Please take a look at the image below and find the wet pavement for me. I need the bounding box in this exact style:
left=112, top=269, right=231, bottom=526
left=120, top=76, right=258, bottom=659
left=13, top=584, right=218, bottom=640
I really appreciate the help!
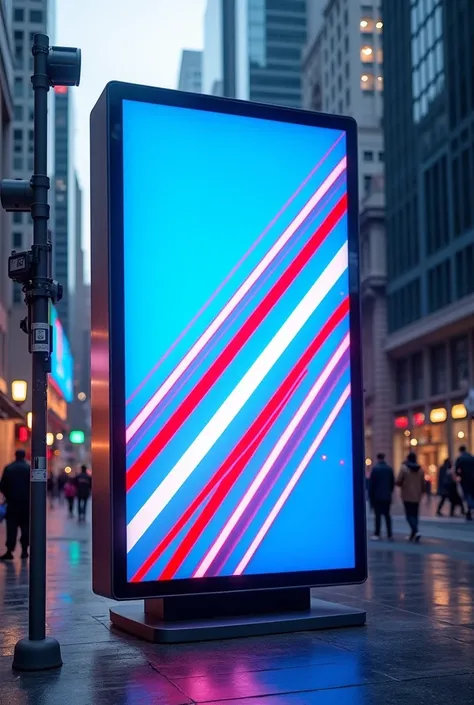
left=0, top=503, right=474, bottom=704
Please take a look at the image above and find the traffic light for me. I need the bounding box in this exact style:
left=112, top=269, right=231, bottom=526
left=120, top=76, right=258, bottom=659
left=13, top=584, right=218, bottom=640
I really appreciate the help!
left=69, top=430, right=85, bottom=444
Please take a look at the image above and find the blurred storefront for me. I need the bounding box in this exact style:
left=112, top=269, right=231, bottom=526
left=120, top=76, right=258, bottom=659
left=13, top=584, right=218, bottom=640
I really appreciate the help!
left=393, top=403, right=474, bottom=493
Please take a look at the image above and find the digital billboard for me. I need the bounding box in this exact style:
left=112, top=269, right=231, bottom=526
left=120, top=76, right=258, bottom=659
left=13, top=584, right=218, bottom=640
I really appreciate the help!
left=50, top=306, right=73, bottom=403
left=91, top=83, right=366, bottom=600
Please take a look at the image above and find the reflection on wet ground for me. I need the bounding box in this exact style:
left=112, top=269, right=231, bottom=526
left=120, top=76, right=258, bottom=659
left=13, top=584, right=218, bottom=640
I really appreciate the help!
left=0, top=508, right=474, bottom=704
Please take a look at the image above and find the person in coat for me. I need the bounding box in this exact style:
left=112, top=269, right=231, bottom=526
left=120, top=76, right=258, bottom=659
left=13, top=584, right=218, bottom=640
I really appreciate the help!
left=369, top=452, right=395, bottom=541
left=396, top=451, right=425, bottom=542
left=455, top=446, right=474, bottom=521
left=0, top=450, right=30, bottom=560
left=75, top=465, right=92, bottom=522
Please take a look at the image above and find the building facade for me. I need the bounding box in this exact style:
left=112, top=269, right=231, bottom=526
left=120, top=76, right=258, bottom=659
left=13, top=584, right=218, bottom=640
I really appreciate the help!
left=203, top=0, right=307, bottom=108
left=383, top=0, right=474, bottom=486
left=53, top=85, right=75, bottom=338
left=303, top=0, right=384, bottom=199
left=9, top=0, right=55, bottom=413
left=0, top=0, right=24, bottom=471
left=178, top=50, right=202, bottom=93
left=303, top=0, right=391, bottom=464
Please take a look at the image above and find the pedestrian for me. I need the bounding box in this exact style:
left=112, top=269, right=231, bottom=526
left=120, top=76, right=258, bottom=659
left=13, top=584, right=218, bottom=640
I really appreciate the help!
left=63, top=476, right=77, bottom=517
left=369, top=452, right=395, bottom=541
left=396, top=451, right=425, bottom=542
left=436, top=458, right=452, bottom=516
left=0, top=450, right=30, bottom=560
left=455, top=446, right=474, bottom=521
left=75, top=465, right=91, bottom=522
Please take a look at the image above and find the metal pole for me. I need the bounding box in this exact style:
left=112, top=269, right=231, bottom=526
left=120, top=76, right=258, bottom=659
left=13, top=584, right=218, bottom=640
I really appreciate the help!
left=10, top=33, right=62, bottom=671
left=29, top=32, right=50, bottom=643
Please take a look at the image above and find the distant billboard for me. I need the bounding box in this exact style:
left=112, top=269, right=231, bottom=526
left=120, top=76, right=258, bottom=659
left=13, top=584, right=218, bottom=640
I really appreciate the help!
left=50, top=306, right=73, bottom=403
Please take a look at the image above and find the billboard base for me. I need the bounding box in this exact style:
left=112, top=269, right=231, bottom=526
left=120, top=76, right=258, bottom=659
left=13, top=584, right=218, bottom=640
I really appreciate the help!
left=109, top=588, right=366, bottom=644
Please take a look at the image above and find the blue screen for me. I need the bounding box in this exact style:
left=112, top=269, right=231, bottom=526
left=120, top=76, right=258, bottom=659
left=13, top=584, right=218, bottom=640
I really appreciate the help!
left=122, top=98, right=355, bottom=583
left=50, top=306, right=74, bottom=403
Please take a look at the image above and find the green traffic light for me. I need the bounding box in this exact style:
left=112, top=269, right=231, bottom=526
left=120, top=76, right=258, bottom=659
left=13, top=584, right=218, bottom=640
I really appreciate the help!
left=69, top=430, right=85, bottom=444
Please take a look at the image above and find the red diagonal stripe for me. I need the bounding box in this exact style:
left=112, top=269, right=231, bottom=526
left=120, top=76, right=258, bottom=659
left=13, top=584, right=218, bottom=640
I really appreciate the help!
left=130, top=296, right=349, bottom=582
left=157, top=372, right=306, bottom=581
left=130, top=370, right=306, bottom=583
left=126, top=194, right=348, bottom=492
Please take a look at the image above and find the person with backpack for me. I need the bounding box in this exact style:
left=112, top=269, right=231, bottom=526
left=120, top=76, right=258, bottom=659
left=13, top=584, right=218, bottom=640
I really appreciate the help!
left=396, top=451, right=425, bottom=542
left=0, top=450, right=30, bottom=560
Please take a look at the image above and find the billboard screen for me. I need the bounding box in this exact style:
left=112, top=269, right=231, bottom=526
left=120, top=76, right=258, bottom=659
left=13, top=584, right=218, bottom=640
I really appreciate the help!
left=50, top=306, right=74, bottom=403
left=91, top=83, right=365, bottom=599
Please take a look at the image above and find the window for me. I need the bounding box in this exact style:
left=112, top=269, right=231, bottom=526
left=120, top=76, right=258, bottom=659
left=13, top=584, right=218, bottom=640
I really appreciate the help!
left=363, top=150, right=374, bottom=162
left=379, top=151, right=384, bottom=162
left=14, top=156, right=23, bottom=171
left=13, top=213, right=22, bottom=224
left=14, top=77, right=23, bottom=98
left=430, top=344, right=447, bottom=395
left=13, top=232, right=22, bottom=249
left=364, top=174, right=372, bottom=195
left=361, top=45, right=374, bottom=62
left=346, top=88, right=350, bottom=107
left=451, top=336, right=469, bottom=391
left=411, top=353, right=424, bottom=400
left=29, top=10, right=43, bottom=23
left=361, top=73, right=374, bottom=90
left=14, top=8, right=24, bottom=21
left=14, top=105, right=23, bottom=121
left=360, top=18, right=374, bottom=33
left=396, top=358, right=409, bottom=404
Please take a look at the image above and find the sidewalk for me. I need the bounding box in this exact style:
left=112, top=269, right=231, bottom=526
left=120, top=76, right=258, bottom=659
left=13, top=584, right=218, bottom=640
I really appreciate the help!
left=0, top=502, right=473, bottom=704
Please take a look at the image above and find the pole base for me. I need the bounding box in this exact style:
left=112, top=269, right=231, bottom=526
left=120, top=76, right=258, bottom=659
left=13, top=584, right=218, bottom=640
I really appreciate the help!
left=12, top=637, right=63, bottom=672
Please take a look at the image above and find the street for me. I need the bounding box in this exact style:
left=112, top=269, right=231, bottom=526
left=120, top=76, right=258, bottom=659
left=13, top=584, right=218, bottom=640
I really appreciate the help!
left=0, top=501, right=474, bottom=704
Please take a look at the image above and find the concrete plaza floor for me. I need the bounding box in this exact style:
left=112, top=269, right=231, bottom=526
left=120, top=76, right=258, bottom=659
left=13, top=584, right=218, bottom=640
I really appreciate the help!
left=1, top=502, right=474, bottom=704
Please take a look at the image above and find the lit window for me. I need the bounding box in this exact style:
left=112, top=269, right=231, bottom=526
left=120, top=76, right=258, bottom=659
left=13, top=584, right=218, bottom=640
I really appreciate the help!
left=377, top=75, right=384, bottom=90
left=376, top=21, right=383, bottom=30
left=361, top=46, right=374, bottom=62
left=360, top=73, right=374, bottom=90
left=360, top=17, right=374, bottom=32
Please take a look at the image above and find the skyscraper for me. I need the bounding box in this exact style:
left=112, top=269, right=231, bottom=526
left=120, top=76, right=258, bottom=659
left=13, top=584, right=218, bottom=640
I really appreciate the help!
left=0, top=0, right=23, bottom=471
left=9, top=0, right=56, bottom=410
left=383, top=0, right=474, bottom=479
left=203, top=0, right=307, bottom=108
left=304, top=0, right=390, bottom=463
left=303, top=0, right=384, bottom=199
left=178, top=50, right=202, bottom=93
left=53, top=85, right=75, bottom=338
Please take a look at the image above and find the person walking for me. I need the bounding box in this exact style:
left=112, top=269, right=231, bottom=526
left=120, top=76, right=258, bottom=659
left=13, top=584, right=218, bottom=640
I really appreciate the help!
left=436, top=458, right=452, bottom=516
left=64, top=476, right=77, bottom=517
left=75, top=465, right=91, bottom=522
left=369, top=452, right=395, bottom=541
left=396, top=451, right=425, bottom=542
left=0, top=450, right=30, bottom=560
left=455, top=446, right=474, bottom=521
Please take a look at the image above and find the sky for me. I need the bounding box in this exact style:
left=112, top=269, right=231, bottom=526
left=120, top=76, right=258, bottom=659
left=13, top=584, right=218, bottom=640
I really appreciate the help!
left=56, top=0, right=206, bottom=274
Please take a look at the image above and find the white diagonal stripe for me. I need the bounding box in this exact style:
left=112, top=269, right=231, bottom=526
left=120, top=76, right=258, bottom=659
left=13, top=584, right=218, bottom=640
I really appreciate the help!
left=127, top=243, right=348, bottom=552
left=126, top=157, right=347, bottom=442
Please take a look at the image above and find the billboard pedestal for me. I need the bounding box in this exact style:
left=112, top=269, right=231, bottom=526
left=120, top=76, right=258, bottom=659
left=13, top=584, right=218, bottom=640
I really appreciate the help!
left=109, top=588, right=366, bottom=644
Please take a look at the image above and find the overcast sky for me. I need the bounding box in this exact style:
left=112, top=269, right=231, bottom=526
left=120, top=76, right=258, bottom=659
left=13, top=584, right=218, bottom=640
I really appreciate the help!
left=56, top=0, right=206, bottom=273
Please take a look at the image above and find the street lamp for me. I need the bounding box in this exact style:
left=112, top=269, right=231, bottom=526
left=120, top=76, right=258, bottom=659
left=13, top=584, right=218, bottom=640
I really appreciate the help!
left=11, top=380, right=28, bottom=403
left=46, top=432, right=54, bottom=447
left=27, top=412, right=33, bottom=429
